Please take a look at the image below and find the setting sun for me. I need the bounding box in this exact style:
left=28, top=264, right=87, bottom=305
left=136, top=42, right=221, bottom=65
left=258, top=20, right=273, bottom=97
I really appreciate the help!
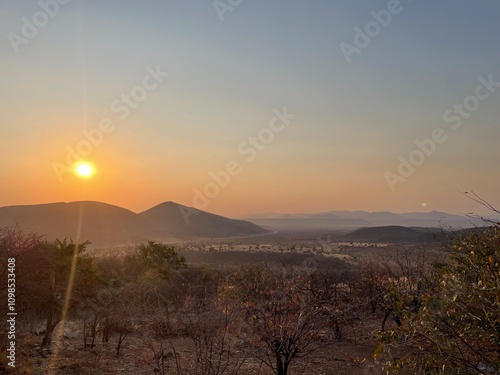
left=75, top=163, right=95, bottom=178
left=2, top=3, right=500, bottom=374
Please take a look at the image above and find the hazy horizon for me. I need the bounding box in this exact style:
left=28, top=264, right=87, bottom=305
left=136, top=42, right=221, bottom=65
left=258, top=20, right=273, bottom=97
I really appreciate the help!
left=1, top=1, right=499, bottom=217
left=0, top=198, right=495, bottom=220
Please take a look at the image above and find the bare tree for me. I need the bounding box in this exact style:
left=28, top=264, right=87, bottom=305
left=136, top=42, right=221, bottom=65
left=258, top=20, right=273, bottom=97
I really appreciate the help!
left=225, top=266, right=332, bottom=375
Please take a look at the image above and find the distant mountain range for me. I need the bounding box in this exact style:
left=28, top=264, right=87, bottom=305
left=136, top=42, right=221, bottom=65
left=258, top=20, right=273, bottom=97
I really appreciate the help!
left=1, top=202, right=495, bottom=248
left=0, top=201, right=270, bottom=247
left=245, top=210, right=493, bottom=230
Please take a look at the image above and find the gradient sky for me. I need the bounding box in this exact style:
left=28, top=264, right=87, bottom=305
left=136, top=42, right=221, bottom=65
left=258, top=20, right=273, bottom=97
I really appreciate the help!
left=1, top=0, right=499, bottom=217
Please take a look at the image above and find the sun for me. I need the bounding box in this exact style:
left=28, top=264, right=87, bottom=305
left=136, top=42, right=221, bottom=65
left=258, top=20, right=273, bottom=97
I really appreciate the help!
left=75, top=162, right=95, bottom=178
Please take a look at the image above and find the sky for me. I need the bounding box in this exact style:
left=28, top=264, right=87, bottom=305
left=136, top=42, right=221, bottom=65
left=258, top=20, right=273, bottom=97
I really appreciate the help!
left=0, top=0, right=499, bottom=218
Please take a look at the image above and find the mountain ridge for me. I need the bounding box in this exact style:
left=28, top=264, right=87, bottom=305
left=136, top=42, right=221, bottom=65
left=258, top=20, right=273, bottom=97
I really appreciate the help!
left=244, top=209, right=492, bottom=230
left=0, top=201, right=271, bottom=247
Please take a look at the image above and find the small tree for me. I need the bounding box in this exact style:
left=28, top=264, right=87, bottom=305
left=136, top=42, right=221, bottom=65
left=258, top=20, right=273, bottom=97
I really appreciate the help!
left=172, top=297, right=245, bottom=375
left=41, top=238, right=94, bottom=349
left=226, top=266, right=330, bottom=375
left=0, top=230, right=96, bottom=351
left=138, top=241, right=187, bottom=280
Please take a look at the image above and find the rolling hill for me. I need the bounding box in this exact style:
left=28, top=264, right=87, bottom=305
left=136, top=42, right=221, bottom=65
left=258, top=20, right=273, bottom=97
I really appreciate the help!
left=341, top=226, right=437, bottom=243
left=139, top=201, right=270, bottom=239
left=0, top=201, right=271, bottom=247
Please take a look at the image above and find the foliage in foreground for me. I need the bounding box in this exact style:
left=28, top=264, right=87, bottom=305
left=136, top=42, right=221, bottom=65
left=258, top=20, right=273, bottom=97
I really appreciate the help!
left=3, top=220, right=499, bottom=374
left=380, top=226, right=500, bottom=374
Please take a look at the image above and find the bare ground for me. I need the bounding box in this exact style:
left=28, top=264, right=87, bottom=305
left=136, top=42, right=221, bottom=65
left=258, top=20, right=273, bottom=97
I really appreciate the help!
left=1, top=312, right=392, bottom=375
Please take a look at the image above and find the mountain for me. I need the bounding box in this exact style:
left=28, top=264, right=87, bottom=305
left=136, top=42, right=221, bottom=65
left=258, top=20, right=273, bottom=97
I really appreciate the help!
left=139, top=202, right=269, bottom=239
left=246, top=210, right=489, bottom=230
left=0, top=202, right=148, bottom=246
left=0, top=201, right=271, bottom=247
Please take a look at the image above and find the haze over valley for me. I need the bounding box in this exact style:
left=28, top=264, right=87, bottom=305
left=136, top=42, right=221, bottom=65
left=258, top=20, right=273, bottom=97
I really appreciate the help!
left=1, top=1, right=499, bottom=374
left=0, top=200, right=492, bottom=248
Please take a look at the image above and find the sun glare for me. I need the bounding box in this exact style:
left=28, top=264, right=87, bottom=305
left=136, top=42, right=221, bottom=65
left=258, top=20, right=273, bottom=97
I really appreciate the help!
left=75, top=163, right=95, bottom=178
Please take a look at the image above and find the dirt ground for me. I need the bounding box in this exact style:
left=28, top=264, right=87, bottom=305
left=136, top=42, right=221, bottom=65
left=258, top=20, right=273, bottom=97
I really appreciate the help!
left=1, top=312, right=390, bottom=375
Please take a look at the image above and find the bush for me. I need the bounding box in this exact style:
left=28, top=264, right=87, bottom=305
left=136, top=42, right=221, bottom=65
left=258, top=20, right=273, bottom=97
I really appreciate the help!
left=380, top=226, right=500, bottom=374
left=137, top=241, right=187, bottom=280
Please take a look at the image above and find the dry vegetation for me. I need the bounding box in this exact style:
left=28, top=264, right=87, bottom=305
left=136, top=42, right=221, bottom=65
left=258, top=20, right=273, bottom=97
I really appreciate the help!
left=0, top=225, right=498, bottom=374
